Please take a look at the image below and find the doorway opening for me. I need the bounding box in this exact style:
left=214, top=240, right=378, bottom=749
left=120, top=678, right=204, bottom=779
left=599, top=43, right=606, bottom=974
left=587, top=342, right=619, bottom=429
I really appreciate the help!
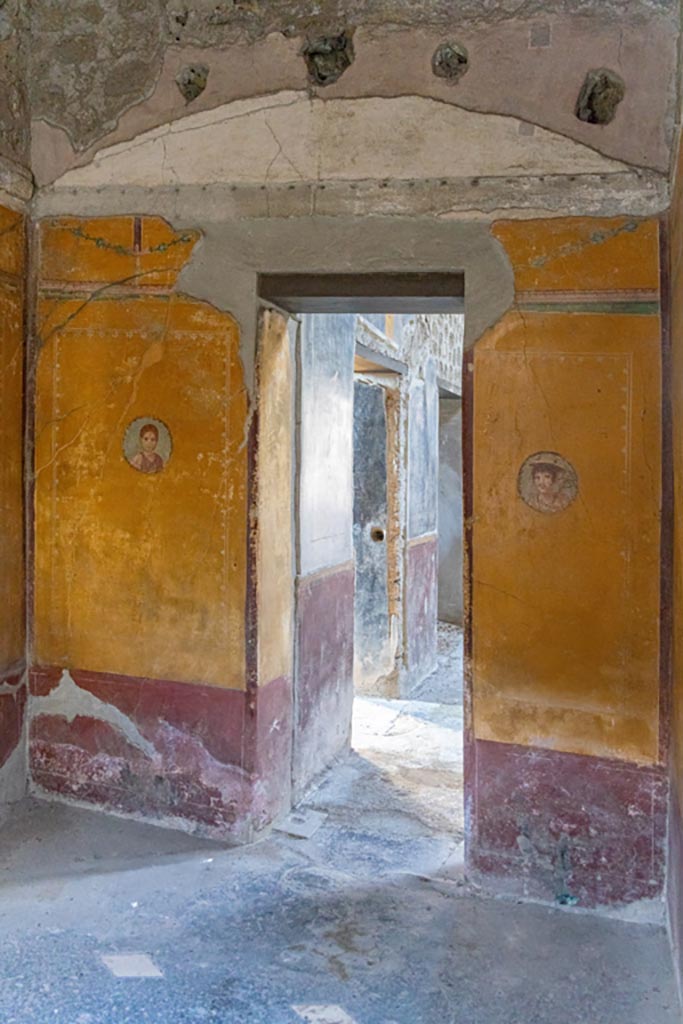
left=349, top=313, right=465, bottom=859
left=258, top=274, right=465, bottom=869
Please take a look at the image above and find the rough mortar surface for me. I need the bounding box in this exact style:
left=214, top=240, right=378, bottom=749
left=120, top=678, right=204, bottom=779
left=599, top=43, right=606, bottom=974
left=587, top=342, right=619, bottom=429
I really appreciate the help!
left=30, top=0, right=165, bottom=150
left=163, top=0, right=676, bottom=46
left=0, top=0, right=27, bottom=164
left=25, top=0, right=679, bottom=160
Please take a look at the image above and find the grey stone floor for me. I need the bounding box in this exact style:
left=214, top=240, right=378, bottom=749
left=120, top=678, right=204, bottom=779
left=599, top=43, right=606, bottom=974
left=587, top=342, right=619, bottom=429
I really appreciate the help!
left=341, top=618, right=465, bottom=845
left=0, top=781, right=678, bottom=1024
left=347, top=697, right=464, bottom=843
left=0, top=641, right=678, bottom=1022
left=0, top=629, right=676, bottom=1024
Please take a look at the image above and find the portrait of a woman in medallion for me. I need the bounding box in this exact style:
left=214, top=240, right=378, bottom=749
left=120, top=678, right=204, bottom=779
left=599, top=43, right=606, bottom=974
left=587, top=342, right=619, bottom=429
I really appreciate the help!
left=123, top=417, right=173, bottom=475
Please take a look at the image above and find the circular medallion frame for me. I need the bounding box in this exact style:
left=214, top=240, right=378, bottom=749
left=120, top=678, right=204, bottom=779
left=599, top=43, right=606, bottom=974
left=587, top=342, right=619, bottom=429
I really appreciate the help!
left=123, top=417, right=173, bottom=476
left=517, top=451, right=578, bottom=514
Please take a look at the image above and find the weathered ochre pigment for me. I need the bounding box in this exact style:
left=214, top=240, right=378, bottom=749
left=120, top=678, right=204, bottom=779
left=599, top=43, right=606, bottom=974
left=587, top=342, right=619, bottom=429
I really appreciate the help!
left=0, top=202, right=26, bottom=802
left=667, top=134, right=683, bottom=995
left=34, top=216, right=248, bottom=689
left=0, top=205, right=25, bottom=677
left=468, top=215, right=665, bottom=906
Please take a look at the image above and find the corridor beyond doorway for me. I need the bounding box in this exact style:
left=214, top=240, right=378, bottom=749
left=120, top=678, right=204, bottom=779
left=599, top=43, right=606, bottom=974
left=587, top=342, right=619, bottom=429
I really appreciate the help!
left=287, top=303, right=466, bottom=856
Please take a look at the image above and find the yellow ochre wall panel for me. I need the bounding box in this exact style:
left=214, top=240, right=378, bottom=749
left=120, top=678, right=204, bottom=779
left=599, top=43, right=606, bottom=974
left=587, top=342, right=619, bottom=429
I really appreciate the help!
left=474, top=217, right=662, bottom=765
left=256, top=310, right=293, bottom=687
left=0, top=206, right=25, bottom=671
left=34, top=217, right=248, bottom=689
left=493, top=217, right=660, bottom=296
left=670, top=142, right=683, bottom=807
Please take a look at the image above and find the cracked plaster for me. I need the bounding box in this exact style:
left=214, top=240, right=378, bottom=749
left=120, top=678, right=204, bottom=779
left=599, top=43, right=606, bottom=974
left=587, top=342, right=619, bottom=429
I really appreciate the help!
left=0, top=0, right=28, bottom=168
left=29, top=0, right=165, bottom=152
left=0, top=0, right=664, bottom=208
left=26, top=4, right=679, bottom=186
left=30, top=670, right=157, bottom=759
left=48, top=93, right=634, bottom=191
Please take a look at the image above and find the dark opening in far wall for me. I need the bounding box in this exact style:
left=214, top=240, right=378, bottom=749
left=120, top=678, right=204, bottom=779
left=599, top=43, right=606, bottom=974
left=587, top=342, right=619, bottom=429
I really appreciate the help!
left=258, top=272, right=465, bottom=314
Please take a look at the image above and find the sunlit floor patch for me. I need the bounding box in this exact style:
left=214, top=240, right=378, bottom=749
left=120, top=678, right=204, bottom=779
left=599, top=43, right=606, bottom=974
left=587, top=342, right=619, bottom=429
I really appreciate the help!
left=293, top=1006, right=359, bottom=1024
left=274, top=807, right=328, bottom=839
left=100, top=953, right=164, bottom=978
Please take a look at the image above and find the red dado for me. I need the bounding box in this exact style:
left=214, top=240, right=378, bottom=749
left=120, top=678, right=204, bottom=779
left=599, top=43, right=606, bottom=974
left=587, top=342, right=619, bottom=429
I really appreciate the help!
left=29, top=667, right=291, bottom=839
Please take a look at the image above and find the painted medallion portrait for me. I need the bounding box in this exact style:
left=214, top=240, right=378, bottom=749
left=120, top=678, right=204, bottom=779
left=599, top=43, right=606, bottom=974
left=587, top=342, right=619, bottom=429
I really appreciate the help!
left=123, top=417, right=173, bottom=475
left=518, top=451, right=578, bottom=514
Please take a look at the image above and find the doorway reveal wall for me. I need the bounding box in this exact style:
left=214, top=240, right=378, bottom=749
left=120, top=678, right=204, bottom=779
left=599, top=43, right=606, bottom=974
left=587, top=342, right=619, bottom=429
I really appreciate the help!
left=405, top=360, right=439, bottom=687
left=353, top=312, right=465, bottom=697
left=292, top=313, right=356, bottom=800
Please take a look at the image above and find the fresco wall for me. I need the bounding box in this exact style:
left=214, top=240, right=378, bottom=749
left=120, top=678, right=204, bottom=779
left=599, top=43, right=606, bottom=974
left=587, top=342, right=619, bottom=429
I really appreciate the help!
left=293, top=314, right=355, bottom=798
left=0, top=204, right=26, bottom=804
left=469, top=216, right=665, bottom=906
left=29, top=215, right=289, bottom=838
left=18, top=206, right=670, bottom=908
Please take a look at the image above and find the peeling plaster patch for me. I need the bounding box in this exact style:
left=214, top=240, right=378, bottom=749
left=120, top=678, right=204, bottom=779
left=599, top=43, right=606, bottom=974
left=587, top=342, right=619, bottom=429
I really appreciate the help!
left=31, top=710, right=258, bottom=841
left=31, top=670, right=157, bottom=759
left=29, top=0, right=166, bottom=151
left=0, top=671, right=25, bottom=695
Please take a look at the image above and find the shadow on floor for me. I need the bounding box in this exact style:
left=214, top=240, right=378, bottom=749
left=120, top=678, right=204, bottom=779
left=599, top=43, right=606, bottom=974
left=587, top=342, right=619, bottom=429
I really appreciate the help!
left=0, top=797, right=227, bottom=885
left=0, top=796, right=678, bottom=1024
